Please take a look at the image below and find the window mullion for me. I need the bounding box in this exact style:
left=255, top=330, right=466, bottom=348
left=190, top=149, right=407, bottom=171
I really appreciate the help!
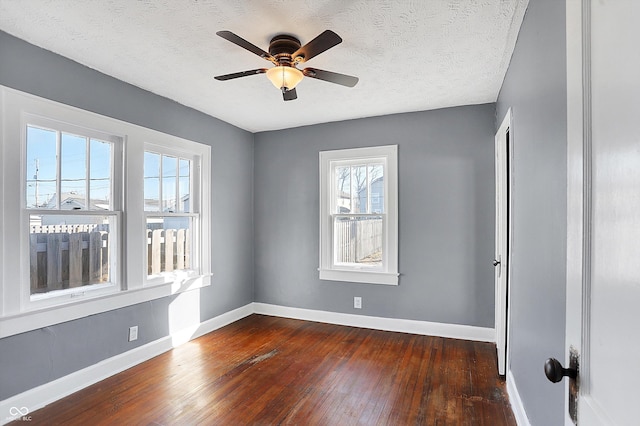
left=85, top=137, right=90, bottom=210
left=192, top=160, right=197, bottom=213
left=350, top=165, right=354, bottom=213
left=56, top=131, right=61, bottom=209
left=34, top=158, right=40, bottom=208
left=158, top=154, right=163, bottom=212
left=366, top=165, right=371, bottom=213
left=329, top=164, right=335, bottom=214
left=173, top=156, right=180, bottom=213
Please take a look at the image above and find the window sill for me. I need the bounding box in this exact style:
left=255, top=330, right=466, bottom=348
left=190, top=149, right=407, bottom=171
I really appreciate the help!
left=319, top=269, right=399, bottom=285
left=0, top=274, right=212, bottom=339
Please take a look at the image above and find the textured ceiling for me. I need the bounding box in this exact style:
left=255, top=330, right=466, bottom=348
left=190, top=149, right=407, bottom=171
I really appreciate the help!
left=0, top=0, right=528, bottom=133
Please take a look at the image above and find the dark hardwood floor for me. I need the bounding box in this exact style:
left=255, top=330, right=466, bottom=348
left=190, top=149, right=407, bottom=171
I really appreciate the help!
left=14, top=315, right=516, bottom=425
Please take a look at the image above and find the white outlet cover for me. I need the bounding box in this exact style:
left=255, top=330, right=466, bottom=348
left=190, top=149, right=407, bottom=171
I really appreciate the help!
left=128, top=326, right=138, bottom=342
left=354, top=297, right=362, bottom=309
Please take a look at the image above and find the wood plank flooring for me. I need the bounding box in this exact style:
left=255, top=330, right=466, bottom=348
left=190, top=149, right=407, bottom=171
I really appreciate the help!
left=13, top=315, right=516, bottom=425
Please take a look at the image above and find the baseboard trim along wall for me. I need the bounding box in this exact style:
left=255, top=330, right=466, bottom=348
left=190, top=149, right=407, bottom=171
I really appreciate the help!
left=253, top=303, right=495, bottom=342
left=1, top=302, right=495, bottom=424
left=506, top=369, right=531, bottom=426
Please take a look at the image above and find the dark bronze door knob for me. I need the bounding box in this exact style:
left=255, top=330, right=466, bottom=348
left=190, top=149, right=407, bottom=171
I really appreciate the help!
left=544, top=358, right=577, bottom=383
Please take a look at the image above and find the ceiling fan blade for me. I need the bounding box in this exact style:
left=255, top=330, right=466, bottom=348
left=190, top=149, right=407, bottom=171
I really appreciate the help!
left=283, top=88, right=297, bottom=101
left=216, top=31, right=275, bottom=62
left=292, top=30, right=342, bottom=63
left=214, top=68, right=268, bottom=81
left=302, top=68, right=359, bottom=87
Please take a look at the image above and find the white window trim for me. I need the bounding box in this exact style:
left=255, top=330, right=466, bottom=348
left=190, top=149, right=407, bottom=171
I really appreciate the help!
left=0, top=86, right=212, bottom=338
left=319, top=145, right=399, bottom=285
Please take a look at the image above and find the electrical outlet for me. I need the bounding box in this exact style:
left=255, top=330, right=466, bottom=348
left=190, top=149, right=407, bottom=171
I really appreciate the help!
left=128, top=326, right=138, bottom=342
left=354, top=296, right=362, bottom=309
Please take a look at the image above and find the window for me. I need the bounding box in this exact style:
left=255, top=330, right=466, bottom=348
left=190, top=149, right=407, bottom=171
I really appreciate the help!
left=143, top=149, right=201, bottom=284
left=24, top=117, right=121, bottom=308
left=0, top=86, right=211, bottom=337
left=319, top=145, right=398, bottom=285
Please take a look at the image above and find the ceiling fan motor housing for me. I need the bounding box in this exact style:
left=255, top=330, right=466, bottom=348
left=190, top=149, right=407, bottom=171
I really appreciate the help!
left=269, top=34, right=302, bottom=65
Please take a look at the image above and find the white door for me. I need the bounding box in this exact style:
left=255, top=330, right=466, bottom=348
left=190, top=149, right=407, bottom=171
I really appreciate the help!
left=565, top=1, right=640, bottom=424
left=494, top=109, right=511, bottom=376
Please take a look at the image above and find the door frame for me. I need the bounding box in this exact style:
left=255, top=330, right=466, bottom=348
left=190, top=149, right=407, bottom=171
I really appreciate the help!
left=495, top=108, right=514, bottom=376
left=565, top=0, right=588, bottom=421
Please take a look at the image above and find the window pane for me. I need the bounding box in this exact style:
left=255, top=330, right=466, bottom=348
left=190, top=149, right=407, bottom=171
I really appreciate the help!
left=369, top=164, right=384, bottom=213
left=26, top=126, right=57, bottom=209
left=61, top=133, right=87, bottom=209
left=162, top=155, right=177, bottom=212
left=178, top=158, right=190, bottom=213
left=90, top=139, right=112, bottom=210
left=335, top=165, right=351, bottom=213
left=333, top=216, right=383, bottom=267
left=144, top=152, right=160, bottom=211
left=146, top=217, right=191, bottom=276
left=29, top=214, right=113, bottom=295
left=352, top=165, right=368, bottom=213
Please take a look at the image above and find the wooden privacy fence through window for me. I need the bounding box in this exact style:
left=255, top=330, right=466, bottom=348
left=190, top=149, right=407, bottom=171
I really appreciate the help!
left=29, top=225, right=191, bottom=294
left=30, top=225, right=110, bottom=294
left=147, top=228, right=191, bottom=275
left=334, top=217, right=383, bottom=264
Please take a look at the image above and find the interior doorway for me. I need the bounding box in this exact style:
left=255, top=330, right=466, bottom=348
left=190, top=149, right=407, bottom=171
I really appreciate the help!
left=494, top=108, right=512, bottom=376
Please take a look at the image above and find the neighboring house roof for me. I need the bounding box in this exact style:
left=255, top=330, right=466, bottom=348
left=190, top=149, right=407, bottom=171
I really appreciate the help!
left=46, top=192, right=110, bottom=210
left=144, top=198, right=160, bottom=211
left=143, top=194, right=189, bottom=212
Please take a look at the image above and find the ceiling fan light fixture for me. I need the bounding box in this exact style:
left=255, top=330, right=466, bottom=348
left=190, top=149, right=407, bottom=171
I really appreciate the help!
left=266, top=66, right=304, bottom=90
left=214, top=30, right=358, bottom=101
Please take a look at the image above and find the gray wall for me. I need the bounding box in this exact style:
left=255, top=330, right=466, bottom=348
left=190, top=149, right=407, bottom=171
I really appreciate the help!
left=0, top=31, right=254, bottom=399
left=496, top=0, right=567, bottom=424
left=254, top=104, right=496, bottom=327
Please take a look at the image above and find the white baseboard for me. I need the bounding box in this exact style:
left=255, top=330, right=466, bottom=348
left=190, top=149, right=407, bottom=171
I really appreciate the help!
left=1, top=302, right=494, bottom=425
left=253, top=303, right=495, bottom=342
left=0, top=303, right=253, bottom=425
left=507, top=369, right=531, bottom=426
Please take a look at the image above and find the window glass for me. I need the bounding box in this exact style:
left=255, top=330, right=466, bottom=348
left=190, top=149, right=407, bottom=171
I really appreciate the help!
left=29, top=214, right=114, bottom=296
left=144, top=153, right=191, bottom=214
left=90, top=139, right=112, bottom=209
left=25, top=126, right=57, bottom=209
left=333, top=215, right=383, bottom=267
left=369, top=164, right=384, bottom=214
left=179, top=159, right=190, bottom=213
left=146, top=217, right=191, bottom=275
left=162, top=155, right=177, bottom=212
left=61, top=133, right=87, bottom=206
left=331, top=161, right=385, bottom=268
left=352, top=165, right=368, bottom=214
left=144, top=151, right=161, bottom=212
left=335, top=166, right=351, bottom=213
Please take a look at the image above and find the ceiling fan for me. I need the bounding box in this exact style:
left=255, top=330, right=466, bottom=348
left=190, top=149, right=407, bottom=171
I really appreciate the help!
left=214, top=30, right=359, bottom=101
